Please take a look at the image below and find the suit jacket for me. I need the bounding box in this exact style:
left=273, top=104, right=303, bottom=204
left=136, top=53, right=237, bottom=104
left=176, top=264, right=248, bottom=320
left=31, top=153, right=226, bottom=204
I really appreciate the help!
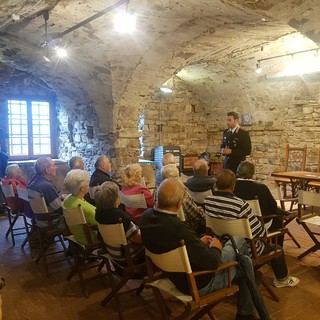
left=234, top=179, right=277, bottom=215
left=221, top=127, right=251, bottom=173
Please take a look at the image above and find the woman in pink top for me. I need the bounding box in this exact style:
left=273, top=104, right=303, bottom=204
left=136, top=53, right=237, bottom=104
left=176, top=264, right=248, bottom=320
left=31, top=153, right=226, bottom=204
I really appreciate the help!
left=121, top=163, right=155, bottom=223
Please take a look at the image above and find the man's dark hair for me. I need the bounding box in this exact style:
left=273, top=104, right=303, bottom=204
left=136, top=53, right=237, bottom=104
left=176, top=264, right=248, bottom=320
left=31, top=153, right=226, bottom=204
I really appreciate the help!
left=227, top=111, right=239, bottom=120
left=216, top=169, right=236, bottom=190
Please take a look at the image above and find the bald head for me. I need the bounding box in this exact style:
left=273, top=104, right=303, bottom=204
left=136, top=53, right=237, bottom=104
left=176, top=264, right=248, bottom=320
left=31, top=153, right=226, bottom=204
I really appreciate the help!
left=193, top=159, right=208, bottom=176
left=162, top=153, right=176, bottom=166
left=157, top=178, right=184, bottom=211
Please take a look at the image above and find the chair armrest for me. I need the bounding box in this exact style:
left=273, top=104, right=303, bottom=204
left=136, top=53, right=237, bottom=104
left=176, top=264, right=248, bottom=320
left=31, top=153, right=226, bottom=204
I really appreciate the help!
left=193, top=261, right=238, bottom=277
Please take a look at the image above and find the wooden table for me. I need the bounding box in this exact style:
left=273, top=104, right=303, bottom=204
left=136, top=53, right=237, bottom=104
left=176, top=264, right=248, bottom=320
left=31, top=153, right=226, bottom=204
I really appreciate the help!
left=272, top=171, right=320, bottom=193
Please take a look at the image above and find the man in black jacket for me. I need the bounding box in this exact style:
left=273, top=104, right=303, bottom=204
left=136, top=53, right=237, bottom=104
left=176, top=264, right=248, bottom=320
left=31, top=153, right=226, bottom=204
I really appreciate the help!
left=140, top=177, right=259, bottom=320
left=221, top=111, right=251, bottom=174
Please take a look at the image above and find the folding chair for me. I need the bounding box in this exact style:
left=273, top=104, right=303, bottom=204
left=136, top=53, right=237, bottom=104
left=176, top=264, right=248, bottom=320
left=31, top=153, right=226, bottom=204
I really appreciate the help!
left=0, top=182, right=29, bottom=247
left=274, top=144, right=307, bottom=198
left=185, top=187, right=212, bottom=207
left=296, top=190, right=320, bottom=260
left=307, top=147, right=320, bottom=192
left=97, top=220, right=146, bottom=320
left=29, top=195, right=68, bottom=277
left=246, top=199, right=273, bottom=231
left=119, top=191, right=147, bottom=209
left=63, top=204, right=105, bottom=297
left=206, top=214, right=286, bottom=302
left=270, top=187, right=301, bottom=248
left=145, top=240, right=239, bottom=320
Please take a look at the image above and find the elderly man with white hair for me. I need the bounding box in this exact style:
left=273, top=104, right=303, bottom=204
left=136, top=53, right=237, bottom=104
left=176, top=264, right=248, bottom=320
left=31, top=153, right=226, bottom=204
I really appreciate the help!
left=161, top=164, right=205, bottom=236
left=63, top=169, right=97, bottom=245
left=28, top=157, right=64, bottom=228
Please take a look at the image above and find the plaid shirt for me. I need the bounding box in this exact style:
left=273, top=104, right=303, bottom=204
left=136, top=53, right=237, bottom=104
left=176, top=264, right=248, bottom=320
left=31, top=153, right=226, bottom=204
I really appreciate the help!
left=182, top=189, right=205, bottom=236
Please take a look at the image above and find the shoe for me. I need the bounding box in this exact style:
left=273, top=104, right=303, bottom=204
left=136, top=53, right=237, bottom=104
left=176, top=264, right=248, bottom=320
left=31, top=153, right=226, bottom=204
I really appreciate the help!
left=235, top=312, right=259, bottom=320
left=273, top=276, right=299, bottom=288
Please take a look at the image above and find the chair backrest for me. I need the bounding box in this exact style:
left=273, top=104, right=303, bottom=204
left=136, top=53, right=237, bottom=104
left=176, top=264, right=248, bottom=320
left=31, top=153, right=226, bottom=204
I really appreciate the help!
left=97, top=221, right=128, bottom=246
left=145, top=243, right=192, bottom=274
left=29, top=195, right=49, bottom=214
left=119, top=191, right=147, bottom=209
left=205, top=215, right=253, bottom=239
left=284, top=144, right=307, bottom=172
left=185, top=187, right=212, bottom=204
left=1, top=183, right=15, bottom=198
left=63, top=204, right=87, bottom=226
left=246, top=199, right=273, bottom=230
left=246, top=199, right=262, bottom=217
left=16, top=187, right=29, bottom=202
left=298, top=190, right=320, bottom=208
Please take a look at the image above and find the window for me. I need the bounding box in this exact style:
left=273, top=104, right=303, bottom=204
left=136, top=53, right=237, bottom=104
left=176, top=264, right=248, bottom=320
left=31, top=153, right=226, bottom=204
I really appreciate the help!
left=6, top=99, right=56, bottom=159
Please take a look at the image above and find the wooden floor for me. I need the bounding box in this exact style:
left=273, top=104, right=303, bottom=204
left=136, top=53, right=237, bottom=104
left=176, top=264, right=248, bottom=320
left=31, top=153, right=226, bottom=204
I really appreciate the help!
left=1, top=214, right=320, bottom=320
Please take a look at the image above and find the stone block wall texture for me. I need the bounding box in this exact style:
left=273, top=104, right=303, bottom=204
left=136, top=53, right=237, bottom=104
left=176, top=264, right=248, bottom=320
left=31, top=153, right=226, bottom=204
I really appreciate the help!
left=1, top=65, right=320, bottom=186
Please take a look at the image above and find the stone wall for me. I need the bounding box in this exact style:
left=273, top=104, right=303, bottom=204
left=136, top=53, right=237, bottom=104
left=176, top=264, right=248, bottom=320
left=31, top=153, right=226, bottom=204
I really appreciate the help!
left=141, top=74, right=320, bottom=186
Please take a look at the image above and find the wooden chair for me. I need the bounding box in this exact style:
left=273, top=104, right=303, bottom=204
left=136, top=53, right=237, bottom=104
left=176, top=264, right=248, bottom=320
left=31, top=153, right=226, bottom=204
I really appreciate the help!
left=246, top=199, right=272, bottom=231
left=307, top=147, right=320, bottom=192
left=270, top=187, right=301, bottom=248
left=274, top=144, right=307, bottom=198
left=145, top=240, right=238, bottom=320
left=206, top=214, right=286, bottom=302
left=16, top=186, right=35, bottom=251
left=185, top=187, right=212, bottom=206
left=0, top=182, right=29, bottom=247
left=119, top=191, right=147, bottom=209
left=97, top=220, right=146, bottom=320
left=29, top=195, right=68, bottom=277
left=63, top=204, right=105, bottom=297
left=296, top=190, right=320, bottom=260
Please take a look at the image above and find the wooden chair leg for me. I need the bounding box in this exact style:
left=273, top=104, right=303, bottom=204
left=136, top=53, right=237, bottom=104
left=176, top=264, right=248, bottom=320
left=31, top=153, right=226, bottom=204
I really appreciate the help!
left=261, top=279, right=279, bottom=302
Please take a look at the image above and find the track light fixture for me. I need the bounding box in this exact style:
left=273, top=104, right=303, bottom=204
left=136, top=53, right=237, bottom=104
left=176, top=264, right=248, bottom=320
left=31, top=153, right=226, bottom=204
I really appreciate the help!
left=256, top=47, right=320, bottom=74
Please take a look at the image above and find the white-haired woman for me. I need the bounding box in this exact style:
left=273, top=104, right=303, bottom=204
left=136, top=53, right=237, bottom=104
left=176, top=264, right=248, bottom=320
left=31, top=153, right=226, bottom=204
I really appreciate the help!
left=63, top=169, right=97, bottom=245
left=121, top=163, right=155, bottom=223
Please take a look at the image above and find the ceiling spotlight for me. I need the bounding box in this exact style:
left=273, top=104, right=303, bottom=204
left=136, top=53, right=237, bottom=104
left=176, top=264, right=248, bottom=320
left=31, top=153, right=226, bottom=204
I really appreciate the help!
left=55, top=47, right=68, bottom=58
left=256, top=62, right=262, bottom=74
left=114, top=13, right=136, bottom=33
left=160, top=87, right=173, bottom=93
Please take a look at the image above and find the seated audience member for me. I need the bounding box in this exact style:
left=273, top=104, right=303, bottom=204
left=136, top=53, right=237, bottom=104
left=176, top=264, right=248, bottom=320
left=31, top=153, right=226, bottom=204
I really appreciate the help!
left=185, top=159, right=216, bottom=193
left=140, top=178, right=260, bottom=320
left=205, top=169, right=299, bottom=288
left=155, top=153, right=176, bottom=187
left=89, top=155, right=113, bottom=204
left=3, top=164, right=27, bottom=213
left=63, top=169, right=97, bottom=245
left=95, top=181, right=145, bottom=266
left=90, top=155, right=113, bottom=187
left=234, top=161, right=289, bottom=247
left=28, top=157, right=64, bottom=228
left=121, top=163, right=155, bottom=223
left=162, top=164, right=205, bottom=235
left=68, top=156, right=84, bottom=170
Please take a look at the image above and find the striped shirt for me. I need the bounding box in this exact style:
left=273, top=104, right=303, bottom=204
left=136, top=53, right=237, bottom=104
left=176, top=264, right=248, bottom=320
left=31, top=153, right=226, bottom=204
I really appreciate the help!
left=205, top=191, right=266, bottom=256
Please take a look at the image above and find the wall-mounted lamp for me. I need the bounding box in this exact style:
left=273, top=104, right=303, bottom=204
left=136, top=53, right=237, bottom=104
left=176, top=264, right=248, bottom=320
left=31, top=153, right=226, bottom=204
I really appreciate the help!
left=256, top=47, right=320, bottom=75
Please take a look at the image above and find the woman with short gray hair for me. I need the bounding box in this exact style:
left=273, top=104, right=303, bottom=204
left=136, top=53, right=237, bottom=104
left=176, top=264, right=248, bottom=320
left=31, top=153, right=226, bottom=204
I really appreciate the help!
left=63, top=169, right=97, bottom=245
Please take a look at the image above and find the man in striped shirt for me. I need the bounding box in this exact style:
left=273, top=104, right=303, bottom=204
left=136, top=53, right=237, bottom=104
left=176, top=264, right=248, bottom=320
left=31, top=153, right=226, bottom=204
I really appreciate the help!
left=205, top=169, right=299, bottom=289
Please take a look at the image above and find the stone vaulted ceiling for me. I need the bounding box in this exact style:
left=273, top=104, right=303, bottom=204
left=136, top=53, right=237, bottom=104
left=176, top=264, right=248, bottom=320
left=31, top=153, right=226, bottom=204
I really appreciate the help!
left=0, top=0, right=319, bottom=132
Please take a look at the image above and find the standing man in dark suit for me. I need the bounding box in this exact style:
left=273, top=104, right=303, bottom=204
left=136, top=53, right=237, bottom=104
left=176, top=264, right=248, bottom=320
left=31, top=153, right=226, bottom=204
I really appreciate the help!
left=220, top=111, right=251, bottom=174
